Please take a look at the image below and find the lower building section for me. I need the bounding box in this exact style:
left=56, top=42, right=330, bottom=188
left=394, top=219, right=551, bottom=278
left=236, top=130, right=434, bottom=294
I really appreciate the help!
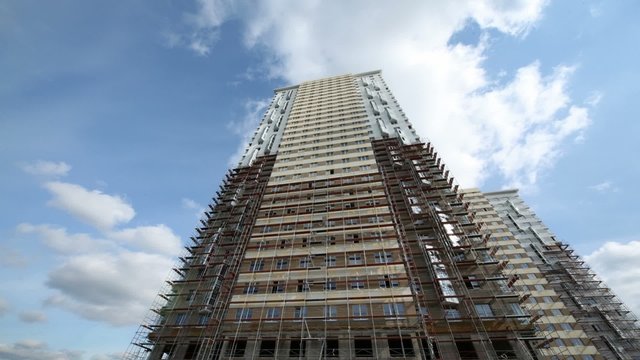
left=125, top=141, right=610, bottom=360
left=146, top=332, right=539, bottom=359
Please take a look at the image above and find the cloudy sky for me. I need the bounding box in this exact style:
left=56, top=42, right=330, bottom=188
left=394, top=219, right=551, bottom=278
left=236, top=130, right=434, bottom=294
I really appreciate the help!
left=1, top=0, right=639, bottom=358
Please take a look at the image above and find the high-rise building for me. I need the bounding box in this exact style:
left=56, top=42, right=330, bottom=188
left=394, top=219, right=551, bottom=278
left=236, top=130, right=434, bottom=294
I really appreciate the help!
left=462, top=189, right=602, bottom=359
left=477, top=189, right=640, bottom=359
left=124, top=72, right=612, bottom=360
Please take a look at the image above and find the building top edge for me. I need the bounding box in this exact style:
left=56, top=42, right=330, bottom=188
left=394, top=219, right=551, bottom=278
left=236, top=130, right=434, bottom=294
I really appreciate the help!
left=273, top=69, right=382, bottom=93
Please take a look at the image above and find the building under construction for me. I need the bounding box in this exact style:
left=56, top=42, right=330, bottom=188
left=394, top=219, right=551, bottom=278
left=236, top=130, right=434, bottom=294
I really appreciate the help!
left=123, top=71, right=634, bottom=359
left=481, top=190, right=640, bottom=359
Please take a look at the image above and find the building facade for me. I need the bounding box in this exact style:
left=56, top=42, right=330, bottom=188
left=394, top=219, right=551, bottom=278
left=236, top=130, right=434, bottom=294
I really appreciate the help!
left=462, top=189, right=601, bottom=359
left=481, top=189, right=640, bottom=359
left=124, top=72, right=618, bottom=359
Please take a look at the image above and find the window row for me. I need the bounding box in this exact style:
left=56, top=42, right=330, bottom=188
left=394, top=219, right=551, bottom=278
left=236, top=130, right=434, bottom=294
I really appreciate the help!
left=234, top=303, right=406, bottom=322
left=224, top=336, right=415, bottom=358
left=245, top=251, right=396, bottom=272
left=281, top=125, right=369, bottom=143
left=256, top=216, right=388, bottom=234
left=273, top=156, right=371, bottom=173
left=239, top=275, right=401, bottom=294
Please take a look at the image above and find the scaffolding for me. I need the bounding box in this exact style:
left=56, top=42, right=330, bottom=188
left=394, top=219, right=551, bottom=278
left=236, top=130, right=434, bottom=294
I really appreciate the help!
left=121, top=70, right=599, bottom=359
left=371, top=138, right=539, bottom=359
left=122, top=155, right=276, bottom=360
left=540, top=241, right=640, bottom=359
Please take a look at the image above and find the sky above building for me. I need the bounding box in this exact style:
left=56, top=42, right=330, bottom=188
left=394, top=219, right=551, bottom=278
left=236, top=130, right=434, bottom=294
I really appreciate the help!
left=1, top=1, right=639, bottom=358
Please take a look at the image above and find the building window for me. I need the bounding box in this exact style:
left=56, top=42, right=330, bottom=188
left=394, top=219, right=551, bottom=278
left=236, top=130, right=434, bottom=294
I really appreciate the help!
left=249, top=260, right=264, bottom=272
left=243, top=283, right=258, bottom=294
left=265, top=307, right=281, bottom=320
left=383, top=303, right=405, bottom=317
left=508, top=303, right=525, bottom=316
left=570, top=338, right=583, bottom=346
left=325, top=305, right=337, bottom=320
left=297, top=280, right=310, bottom=292
left=348, top=254, right=362, bottom=265
left=271, top=281, right=284, bottom=293
left=354, top=338, right=374, bottom=357
left=379, top=275, right=399, bottom=288
left=175, top=312, right=187, bottom=325
left=368, top=216, right=383, bottom=223
left=444, top=309, right=461, bottom=321
left=236, top=308, right=252, bottom=321
left=259, top=340, right=276, bottom=357
left=345, top=218, right=359, bottom=225
left=289, top=339, right=306, bottom=357
left=475, top=304, right=493, bottom=318
left=464, top=275, right=480, bottom=289
left=299, top=257, right=312, bottom=268
left=325, top=339, right=339, bottom=358
left=325, top=256, right=336, bottom=267
left=352, top=304, right=368, bottom=320
left=275, top=259, right=288, bottom=270
left=388, top=337, right=415, bottom=357
left=325, top=280, right=337, bottom=290
left=198, top=314, right=209, bottom=325
left=374, top=252, right=393, bottom=263
left=227, top=340, right=247, bottom=357
left=350, top=278, right=365, bottom=289
left=294, top=306, right=307, bottom=320
left=186, top=289, right=196, bottom=304
left=560, top=323, right=572, bottom=331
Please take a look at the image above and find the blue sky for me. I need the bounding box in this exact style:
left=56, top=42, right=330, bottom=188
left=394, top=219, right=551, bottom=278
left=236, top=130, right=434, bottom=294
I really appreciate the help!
left=1, top=1, right=639, bottom=358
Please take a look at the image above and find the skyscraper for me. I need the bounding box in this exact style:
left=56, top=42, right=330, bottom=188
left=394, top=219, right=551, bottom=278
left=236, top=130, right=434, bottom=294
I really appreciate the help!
left=477, top=189, right=640, bottom=359
left=462, top=189, right=602, bottom=359
left=124, top=71, right=611, bottom=359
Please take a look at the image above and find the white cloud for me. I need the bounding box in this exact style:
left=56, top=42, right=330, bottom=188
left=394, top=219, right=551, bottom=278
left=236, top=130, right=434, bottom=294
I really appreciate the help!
left=585, top=240, right=640, bottom=315
left=17, top=223, right=115, bottom=254
left=585, top=90, right=603, bottom=107
left=181, top=198, right=201, bottom=210
left=18, top=310, right=47, bottom=323
left=108, top=225, right=182, bottom=256
left=468, top=1, right=549, bottom=36
left=0, top=340, right=82, bottom=360
left=20, top=160, right=71, bottom=177
left=180, top=0, right=236, bottom=55
left=178, top=1, right=592, bottom=189
left=43, top=182, right=135, bottom=230
left=589, top=180, right=616, bottom=192
left=182, top=197, right=206, bottom=220
left=15, top=221, right=181, bottom=324
left=45, top=250, right=173, bottom=326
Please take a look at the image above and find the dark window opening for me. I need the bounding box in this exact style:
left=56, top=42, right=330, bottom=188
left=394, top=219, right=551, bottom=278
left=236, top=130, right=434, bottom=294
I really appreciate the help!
left=354, top=338, right=374, bottom=357
left=325, top=339, right=339, bottom=358
left=420, top=338, right=440, bottom=360
left=289, top=338, right=306, bottom=358
left=161, top=344, right=175, bottom=358
left=492, top=339, right=515, bottom=359
left=455, top=340, right=478, bottom=360
left=272, top=281, right=284, bottom=293
left=184, top=343, right=200, bottom=359
left=389, top=337, right=414, bottom=357
left=260, top=340, right=276, bottom=357
left=227, top=340, right=247, bottom=357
